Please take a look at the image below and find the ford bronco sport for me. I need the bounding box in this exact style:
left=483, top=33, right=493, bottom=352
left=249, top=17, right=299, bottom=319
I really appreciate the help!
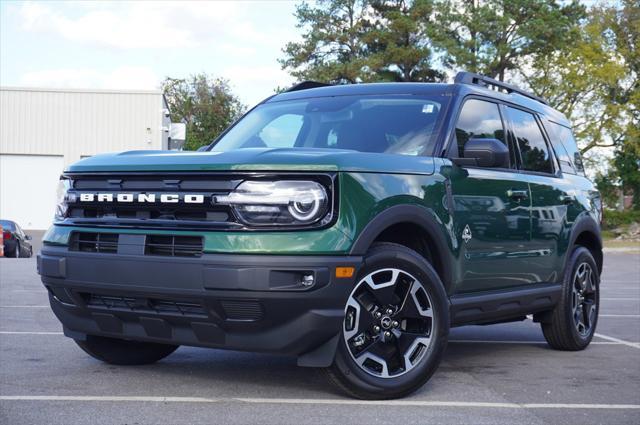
left=38, top=72, right=603, bottom=399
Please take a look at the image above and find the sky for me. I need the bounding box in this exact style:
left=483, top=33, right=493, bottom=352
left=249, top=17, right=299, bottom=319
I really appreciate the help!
left=0, top=0, right=302, bottom=106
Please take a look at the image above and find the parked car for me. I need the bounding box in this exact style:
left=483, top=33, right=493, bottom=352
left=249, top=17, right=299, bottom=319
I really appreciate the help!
left=37, top=72, right=602, bottom=399
left=1, top=220, right=33, bottom=258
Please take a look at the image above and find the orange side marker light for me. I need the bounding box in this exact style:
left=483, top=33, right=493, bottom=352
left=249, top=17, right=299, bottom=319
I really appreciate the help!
left=335, top=267, right=355, bottom=279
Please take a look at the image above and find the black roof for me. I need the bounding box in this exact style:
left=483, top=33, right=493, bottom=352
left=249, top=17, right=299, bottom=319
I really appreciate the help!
left=268, top=75, right=570, bottom=127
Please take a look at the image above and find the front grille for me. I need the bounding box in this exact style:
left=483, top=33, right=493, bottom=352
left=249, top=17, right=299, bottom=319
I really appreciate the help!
left=145, top=235, right=203, bottom=257
left=82, top=293, right=208, bottom=318
left=64, top=173, right=242, bottom=229
left=69, top=232, right=118, bottom=253
left=220, top=300, right=264, bottom=321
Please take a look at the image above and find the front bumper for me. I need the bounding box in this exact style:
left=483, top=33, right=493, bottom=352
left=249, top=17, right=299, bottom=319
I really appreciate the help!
left=38, top=246, right=361, bottom=366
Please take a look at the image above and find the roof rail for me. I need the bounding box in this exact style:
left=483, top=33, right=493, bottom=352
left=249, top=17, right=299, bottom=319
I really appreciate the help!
left=285, top=81, right=333, bottom=92
left=454, top=72, right=548, bottom=105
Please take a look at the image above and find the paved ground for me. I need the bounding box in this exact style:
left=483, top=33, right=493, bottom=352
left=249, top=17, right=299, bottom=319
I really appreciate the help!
left=0, top=253, right=638, bottom=425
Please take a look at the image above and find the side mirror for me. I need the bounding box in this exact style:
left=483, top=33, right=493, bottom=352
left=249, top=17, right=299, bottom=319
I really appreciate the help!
left=453, top=138, right=509, bottom=168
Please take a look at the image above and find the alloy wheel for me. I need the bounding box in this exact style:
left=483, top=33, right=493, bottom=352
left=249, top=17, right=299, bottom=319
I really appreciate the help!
left=343, top=268, right=435, bottom=378
left=571, top=262, right=597, bottom=337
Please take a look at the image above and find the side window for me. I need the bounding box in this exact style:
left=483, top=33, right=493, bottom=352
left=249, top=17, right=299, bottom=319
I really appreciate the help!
left=455, top=99, right=507, bottom=159
left=506, top=107, right=553, bottom=174
left=545, top=121, right=585, bottom=176
left=258, top=114, right=304, bottom=148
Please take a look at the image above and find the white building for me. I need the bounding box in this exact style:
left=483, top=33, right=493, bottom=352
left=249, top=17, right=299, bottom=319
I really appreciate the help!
left=0, top=86, right=181, bottom=230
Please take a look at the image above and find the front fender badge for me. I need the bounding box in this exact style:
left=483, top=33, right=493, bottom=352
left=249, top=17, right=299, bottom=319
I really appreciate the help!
left=462, top=225, right=472, bottom=244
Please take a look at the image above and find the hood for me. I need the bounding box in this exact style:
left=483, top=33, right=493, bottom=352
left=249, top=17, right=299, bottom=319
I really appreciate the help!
left=66, top=148, right=435, bottom=175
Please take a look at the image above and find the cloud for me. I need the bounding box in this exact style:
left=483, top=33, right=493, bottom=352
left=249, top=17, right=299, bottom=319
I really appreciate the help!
left=17, top=1, right=289, bottom=50
left=19, top=66, right=160, bottom=90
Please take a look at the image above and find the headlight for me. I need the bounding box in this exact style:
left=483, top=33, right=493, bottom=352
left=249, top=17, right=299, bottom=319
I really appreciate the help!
left=54, top=178, right=74, bottom=221
left=216, top=180, right=331, bottom=226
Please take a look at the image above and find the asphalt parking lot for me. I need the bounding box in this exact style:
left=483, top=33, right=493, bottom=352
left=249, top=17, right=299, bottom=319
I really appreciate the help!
left=0, top=253, right=638, bottom=425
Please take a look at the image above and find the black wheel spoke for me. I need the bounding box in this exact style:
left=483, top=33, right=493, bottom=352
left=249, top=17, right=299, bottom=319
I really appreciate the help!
left=398, top=281, right=433, bottom=319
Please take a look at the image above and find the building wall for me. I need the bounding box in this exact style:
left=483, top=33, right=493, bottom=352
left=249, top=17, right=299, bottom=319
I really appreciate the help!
left=0, top=87, right=169, bottom=229
left=0, top=87, right=167, bottom=168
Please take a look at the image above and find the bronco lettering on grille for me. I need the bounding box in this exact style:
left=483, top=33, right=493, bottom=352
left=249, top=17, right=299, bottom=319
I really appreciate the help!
left=78, top=193, right=205, bottom=204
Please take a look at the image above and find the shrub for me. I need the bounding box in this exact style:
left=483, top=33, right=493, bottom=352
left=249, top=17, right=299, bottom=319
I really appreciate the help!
left=602, top=210, right=640, bottom=230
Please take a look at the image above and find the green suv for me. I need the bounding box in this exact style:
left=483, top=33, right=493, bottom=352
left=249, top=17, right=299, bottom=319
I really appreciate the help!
left=38, top=72, right=603, bottom=399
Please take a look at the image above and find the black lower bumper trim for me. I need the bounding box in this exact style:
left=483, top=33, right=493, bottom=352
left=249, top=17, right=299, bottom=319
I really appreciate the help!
left=38, top=247, right=362, bottom=364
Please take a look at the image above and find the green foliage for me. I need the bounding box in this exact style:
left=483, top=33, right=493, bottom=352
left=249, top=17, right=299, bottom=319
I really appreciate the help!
left=594, top=172, right=619, bottom=210
left=602, top=210, right=640, bottom=230
left=162, top=75, right=245, bottom=151
left=523, top=3, right=636, bottom=156
left=430, top=0, right=585, bottom=81
left=280, top=0, right=444, bottom=83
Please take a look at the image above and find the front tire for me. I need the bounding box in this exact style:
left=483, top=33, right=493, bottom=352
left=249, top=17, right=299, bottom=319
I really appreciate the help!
left=13, top=243, right=20, bottom=258
left=327, top=242, right=449, bottom=399
left=75, top=335, right=179, bottom=365
left=541, top=246, right=600, bottom=350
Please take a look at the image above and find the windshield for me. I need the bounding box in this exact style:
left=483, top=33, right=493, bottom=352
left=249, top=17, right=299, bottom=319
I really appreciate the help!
left=210, top=95, right=448, bottom=156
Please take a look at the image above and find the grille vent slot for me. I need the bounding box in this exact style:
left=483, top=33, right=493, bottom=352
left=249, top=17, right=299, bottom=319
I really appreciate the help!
left=220, top=300, right=264, bottom=321
left=82, top=293, right=207, bottom=318
left=145, top=235, right=203, bottom=257
left=70, top=232, right=118, bottom=253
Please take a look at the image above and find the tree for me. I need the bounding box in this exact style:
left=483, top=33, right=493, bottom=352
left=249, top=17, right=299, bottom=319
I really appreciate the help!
left=429, top=0, right=585, bottom=81
left=366, top=0, right=444, bottom=81
left=523, top=4, right=632, bottom=155
left=162, top=75, right=245, bottom=151
left=280, top=0, right=443, bottom=83
left=280, top=0, right=374, bottom=83
left=522, top=1, right=639, bottom=208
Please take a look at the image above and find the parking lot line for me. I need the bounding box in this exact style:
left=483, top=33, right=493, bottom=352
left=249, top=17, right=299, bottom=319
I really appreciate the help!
left=1, top=332, right=636, bottom=347
left=1, top=395, right=638, bottom=410
left=601, top=298, right=640, bottom=301
left=0, top=305, right=49, bottom=308
left=448, top=340, right=625, bottom=345
left=600, top=314, right=640, bottom=318
left=594, top=332, right=640, bottom=349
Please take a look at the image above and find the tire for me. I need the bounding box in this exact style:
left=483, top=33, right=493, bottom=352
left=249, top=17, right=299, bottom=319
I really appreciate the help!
left=13, top=243, right=20, bottom=258
left=75, top=335, right=179, bottom=365
left=326, top=242, right=449, bottom=399
left=541, top=246, right=599, bottom=351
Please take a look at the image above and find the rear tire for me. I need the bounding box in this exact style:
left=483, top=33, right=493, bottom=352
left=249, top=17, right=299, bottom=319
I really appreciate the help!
left=541, top=246, right=599, bottom=351
left=75, top=335, right=179, bottom=365
left=326, top=242, right=449, bottom=399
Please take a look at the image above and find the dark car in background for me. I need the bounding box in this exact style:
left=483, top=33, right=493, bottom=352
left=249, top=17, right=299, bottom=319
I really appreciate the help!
left=1, top=220, right=33, bottom=258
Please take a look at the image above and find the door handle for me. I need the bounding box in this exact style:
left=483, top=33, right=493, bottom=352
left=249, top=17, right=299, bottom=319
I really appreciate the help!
left=507, top=189, right=529, bottom=200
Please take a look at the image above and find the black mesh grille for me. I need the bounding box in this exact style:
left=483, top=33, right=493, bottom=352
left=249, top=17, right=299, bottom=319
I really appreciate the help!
left=82, top=293, right=207, bottom=318
left=145, top=235, right=203, bottom=257
left=220, top=300, right=264, bottom=321
left=70, top=232, right=118, bottom=253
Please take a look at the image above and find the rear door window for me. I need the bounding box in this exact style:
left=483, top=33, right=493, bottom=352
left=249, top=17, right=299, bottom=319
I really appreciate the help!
left=506, top=107, right=553, bottom=174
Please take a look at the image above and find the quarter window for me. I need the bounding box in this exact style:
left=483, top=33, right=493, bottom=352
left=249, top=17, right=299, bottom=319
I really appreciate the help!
left=506, top=107, right=553, bottom=174
left=545, top=121, right=585, bottom=175
left=455, top=99, right=507, bottom=159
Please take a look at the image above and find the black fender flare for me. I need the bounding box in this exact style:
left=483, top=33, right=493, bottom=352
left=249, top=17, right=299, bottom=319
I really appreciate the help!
left=563, top=214, right=603, bottom=279
left=349, top=204, right=454, bottom=293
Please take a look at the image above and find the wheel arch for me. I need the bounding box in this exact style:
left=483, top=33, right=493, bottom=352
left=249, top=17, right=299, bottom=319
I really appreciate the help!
left=565, top=216, right=603, bottom=278
left=349, top=205, right=454, bottom=294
